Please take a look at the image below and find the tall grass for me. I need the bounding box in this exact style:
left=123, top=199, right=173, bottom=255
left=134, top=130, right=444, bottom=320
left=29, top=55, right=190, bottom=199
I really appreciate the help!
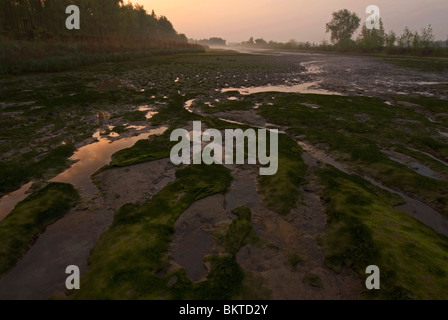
left=0, top=39, right=204, bottom=74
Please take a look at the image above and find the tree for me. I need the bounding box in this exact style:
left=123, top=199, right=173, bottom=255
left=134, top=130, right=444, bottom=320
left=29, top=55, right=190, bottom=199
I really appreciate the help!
left=420, top=25, right=435, bottom=50
left=209, top=37, right=226, bottom=46
left=398, top=26, right=413, bottom=48
left=0, top=0, right=184, bottom=43
left=288, top=39, right=298, bottom=46
left=357, top=18, right=385, bottom=51
left=196, top=37, right=226, bottom=46
left=326, top=9, right=361, bottom=45
left=385, top=30, right=396, bottom=48
left=255, top=38, right=267, bottom=46
left=412, top=32, right=421, bottom=50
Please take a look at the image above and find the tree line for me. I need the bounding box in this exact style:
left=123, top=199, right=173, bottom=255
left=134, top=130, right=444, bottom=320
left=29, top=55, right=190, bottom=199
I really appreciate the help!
left=241, top=9, right=448, bottom=56
left=0, top=0, right=187, bottom=44
left=190, top=37, right=227, bottom=47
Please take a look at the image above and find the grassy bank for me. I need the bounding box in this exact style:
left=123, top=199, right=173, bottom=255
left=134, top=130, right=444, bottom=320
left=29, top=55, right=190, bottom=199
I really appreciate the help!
left=319, top=166, right=448, bottom=299
left=0, top=144, right=76, bottom=195
left=258, top=93, right=448, bottom=215
left=0, top=183, right=79, bottom=276
left=258, top=133, right=308, bottom=215
left=71, top=164, right=238, bottom=299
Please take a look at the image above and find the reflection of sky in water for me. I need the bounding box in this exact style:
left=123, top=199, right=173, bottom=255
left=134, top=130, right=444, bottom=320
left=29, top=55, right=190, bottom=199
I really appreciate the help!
left=221, top=82, right=340, bottom=95
left=184, top=99, right=195, bottom=113
left=138, top=105, right=151, bottom=111
left=0, top=182, right=33, bottom=222
left=51, top=127, right=167, bottom=197
left=145, top=111, right=158, bottom=120
left=126, top=125, right=146, bottom=131
left=0, top=125, right=169, bottom=221
left=299, top=140, right=448, bottom=237
left=138, top=105, right=158, bottom=119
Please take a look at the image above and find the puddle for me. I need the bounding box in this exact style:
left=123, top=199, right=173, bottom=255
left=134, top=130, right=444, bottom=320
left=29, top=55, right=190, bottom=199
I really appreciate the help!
left=388, top=156, right=440, bottom=180
left=51, top=127, right=168, bottom=197
left=0, top=182, right=33, bottom=222
left=221, top=82, right=341, bottom=95
left=407, top=147, right=448, bottom=167
left=215, top=113, right=284, bottom=133
left=408, top=162, right=440, bottom=180
left=218, top=118, right=245, bottom=126
left=384, top=150, right=441, bottom=180
left=302, top=103, right=322, bottom=109
left=171, top=194, right=229, bottom=282
left=225, top=166, right=263, bottom=212
left=145, top=111, right=158, bottom=120
left=137, top=105, right=158, bottom=119
left=172, top=230, right=214, bottom=282
left=138, top=105, right=151, bottom=112
left=368, top=177, right=448, bottom=238
left=299, top=141, right=448, bottom=237
left=301, top=61, right=323, bottom=75
left=265, top=122, right=282, bottom=129
left=0, top=157, right=175, bottom=300
left=126, top=125, right=146, bottom=131
left=184, top=99, right=195, bottom=113
left=413, top=81, right=448, bottom=85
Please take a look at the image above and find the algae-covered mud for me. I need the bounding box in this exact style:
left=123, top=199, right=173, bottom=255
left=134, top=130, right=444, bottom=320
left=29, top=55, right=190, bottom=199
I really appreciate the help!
left=1, top=49, right=448, bottom=300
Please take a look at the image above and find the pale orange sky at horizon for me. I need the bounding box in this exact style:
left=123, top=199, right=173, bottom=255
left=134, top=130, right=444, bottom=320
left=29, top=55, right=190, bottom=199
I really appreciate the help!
left=138, top=0, right=447, bottom=43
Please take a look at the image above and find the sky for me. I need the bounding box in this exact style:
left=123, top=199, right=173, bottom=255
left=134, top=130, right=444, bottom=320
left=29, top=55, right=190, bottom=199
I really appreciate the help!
left=138, top=0, right=448, bottom=43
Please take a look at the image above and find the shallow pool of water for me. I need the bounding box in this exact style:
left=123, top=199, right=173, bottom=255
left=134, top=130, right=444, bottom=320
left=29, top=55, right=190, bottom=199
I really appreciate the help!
left=407, top=147, right=448, bottom=167
left=51, top=126, right=168, bottom=197
left=0, top=182, right=33, bottom=222
left=126, top=125, right=146, bottom=131
left=299, top=141, right=448, bottom=237
left=221, top=81, right=340, bottom=96
left=218, top=118, right=245, bottom=125
left=386, top=153, right=441, bottom=181
left=184, top=99, right=195, bottom=113
left=138, top=105, right=151, bottom=112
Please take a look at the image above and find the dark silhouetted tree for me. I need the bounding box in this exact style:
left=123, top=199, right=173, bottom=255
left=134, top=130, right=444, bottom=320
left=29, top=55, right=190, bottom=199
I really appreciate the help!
left=326, top=9, right=361, bottom=45
left=385, top=30, right=397, bottom=48
left=0, top=0, right=186, bottom=43
left=255, top=38, right=267, bottom=46
left=357, top=18, right=385, bottom=51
